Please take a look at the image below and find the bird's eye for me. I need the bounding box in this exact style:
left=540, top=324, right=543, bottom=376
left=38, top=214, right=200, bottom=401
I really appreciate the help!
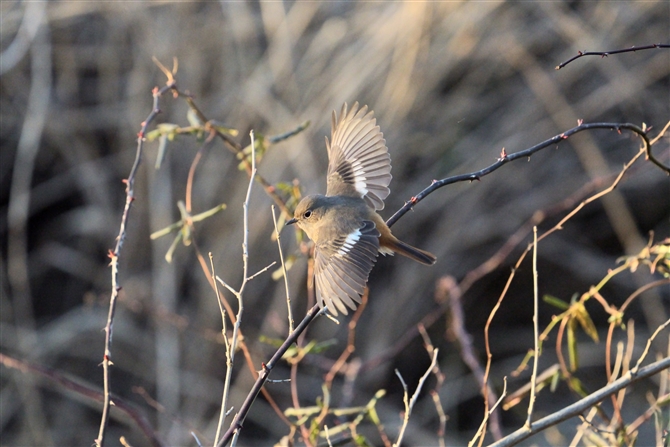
left=303, top=210, right=312, bottom=218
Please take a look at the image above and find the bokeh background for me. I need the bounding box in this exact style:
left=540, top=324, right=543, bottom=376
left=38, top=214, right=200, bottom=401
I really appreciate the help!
left=2, top=1, right=669, bottom=446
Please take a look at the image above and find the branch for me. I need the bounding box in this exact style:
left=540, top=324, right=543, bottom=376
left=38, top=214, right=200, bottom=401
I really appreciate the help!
left=97, top=79, right=176, bottom=447
left=525, top=227, right=540, bottom=428
left=386, top=122, right=663, bottom=228
left=213, top=130, right=257, bottom=447
left=488, top=356, right=670, bottom=447
left=556, top=43, right=670, bottom=70
left=393, top=348, right=439, bottom=447
left=216, top=304, right=326, bottom=447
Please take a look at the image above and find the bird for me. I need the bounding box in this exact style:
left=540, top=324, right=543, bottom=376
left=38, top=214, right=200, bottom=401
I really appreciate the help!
left=286, top=102, right=436, bottom=316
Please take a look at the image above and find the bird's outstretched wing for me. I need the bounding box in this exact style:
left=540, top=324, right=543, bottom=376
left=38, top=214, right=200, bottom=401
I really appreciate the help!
left=326, top=102, right=392, bottom=211
left=313, top=220, right=380, bottom=315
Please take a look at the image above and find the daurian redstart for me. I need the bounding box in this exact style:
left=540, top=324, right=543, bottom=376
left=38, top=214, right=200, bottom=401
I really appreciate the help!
left=287, top=102, right=436, bottom=316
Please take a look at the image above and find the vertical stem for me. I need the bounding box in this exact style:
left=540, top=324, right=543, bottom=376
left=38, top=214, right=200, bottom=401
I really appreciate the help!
left=271, top=205, right=294, bottom=333
left=96, top=82, right=174, bottom=447
left=525, top=226, right=540, bottom=428
left=216, top=131, right=256, bottom=447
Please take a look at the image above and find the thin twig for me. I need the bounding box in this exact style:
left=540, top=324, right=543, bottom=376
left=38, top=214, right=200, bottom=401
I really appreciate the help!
left=556, top=43, right=670, bottom=70
left=469, top=377, right=508, bottom=447
left=212, top=253, right=232, bottom=447
left=430, top=391, right=447, bottom=447
left=488, top=356, right=670, bottom=447
left=272, top=205, right=294, bottom=332
left=97, top=79, right=176, bottom=447
left=416, top=325, right=448, bottom=447
left=525, top=227, right=540, bottom=429
left=632, top=318, right=670, bottom=374
left=393, top=348, right=439, bottom=447
left=247, top=262, right=277, bottom=281
left=214, top=130, right=258, bottom=447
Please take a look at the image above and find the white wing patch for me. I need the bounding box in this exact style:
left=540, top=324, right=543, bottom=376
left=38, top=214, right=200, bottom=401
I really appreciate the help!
left=337, top=229, right=362, bottom=257
left=350, top=159, right=369, bottom=198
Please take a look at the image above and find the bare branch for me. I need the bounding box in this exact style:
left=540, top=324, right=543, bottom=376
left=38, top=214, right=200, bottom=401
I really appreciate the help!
left=556, top=43, right=669, bottom=70
left=525, top=227, right=540, bottom=429
left=97, top=78, right=176, bottom=447
left=217, top=304, right=327, bottom=447
left=272, top=205, right=294, bottom=332
left=394, top=349, right=439, bottom=447
left=386, top=122, right=663, bottom=229
left=489, top=356, right=670, bottom=447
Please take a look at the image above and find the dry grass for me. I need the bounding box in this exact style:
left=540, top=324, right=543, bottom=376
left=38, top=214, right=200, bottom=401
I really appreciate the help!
left=1, top=2, right=669, bottom=446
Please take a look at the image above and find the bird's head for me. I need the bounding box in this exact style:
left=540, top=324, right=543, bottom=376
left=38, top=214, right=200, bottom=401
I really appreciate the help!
left=285, top=194, right=328, bottom=238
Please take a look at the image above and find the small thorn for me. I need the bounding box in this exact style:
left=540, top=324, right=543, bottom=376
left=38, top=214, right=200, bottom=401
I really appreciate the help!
left=577, top=119, right=583, bottom=126
left=499, top=147, right=507, bottom=160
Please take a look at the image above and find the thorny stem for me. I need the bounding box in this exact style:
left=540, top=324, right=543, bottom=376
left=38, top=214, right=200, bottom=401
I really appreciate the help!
left=96, top=80, right=176, bottom=447
left=555, top=43, right=670, bottom=70
left=386, top=122, right=664, bottom=228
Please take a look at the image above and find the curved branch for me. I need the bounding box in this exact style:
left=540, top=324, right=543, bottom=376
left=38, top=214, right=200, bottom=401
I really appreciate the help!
left=386, top=122, right=664, bottom=228
left=556, top=43, right=669, bottom=70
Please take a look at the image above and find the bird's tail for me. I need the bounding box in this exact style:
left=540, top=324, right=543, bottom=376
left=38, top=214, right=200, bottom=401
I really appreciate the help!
left=381, top=237, right=436, bottom=266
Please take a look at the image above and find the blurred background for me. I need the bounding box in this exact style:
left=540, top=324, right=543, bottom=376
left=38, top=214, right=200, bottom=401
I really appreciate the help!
left=1, top=1, right=669, bottom=446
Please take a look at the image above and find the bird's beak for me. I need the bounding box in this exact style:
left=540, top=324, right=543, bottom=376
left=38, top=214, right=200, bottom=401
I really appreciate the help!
left=285, top=217, right=297, bottom=226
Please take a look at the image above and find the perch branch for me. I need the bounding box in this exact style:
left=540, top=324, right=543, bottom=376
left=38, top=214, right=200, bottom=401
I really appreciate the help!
left=386, top=122, right=663, bottom=228
left=556, top=43, right=669, bottom=70
left=216, top=304, right=327, bottom=447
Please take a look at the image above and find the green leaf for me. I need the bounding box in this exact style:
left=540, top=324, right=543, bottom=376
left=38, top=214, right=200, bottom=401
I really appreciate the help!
left=209, top=119, right=239, bottom=137
left=543, top=294, right=570, bottom=310
left=575, top=302, right=599, bottom=343
left=567, top=318, right=578, bottom=371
